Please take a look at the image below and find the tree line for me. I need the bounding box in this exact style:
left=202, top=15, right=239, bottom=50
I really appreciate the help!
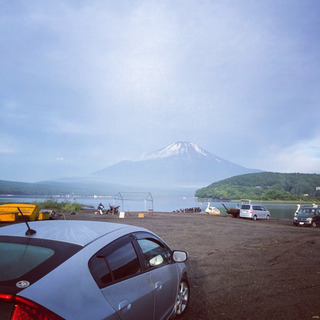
left=195, top=172, right=320, bottom=201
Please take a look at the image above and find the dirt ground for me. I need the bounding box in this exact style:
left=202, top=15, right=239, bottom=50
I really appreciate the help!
left=66, top=210, right=320, bottom=320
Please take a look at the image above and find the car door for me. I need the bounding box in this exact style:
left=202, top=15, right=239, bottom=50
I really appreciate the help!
left=258, top=206, right=265, bottom=219
left=135, top=233, right=179, bottom=320
left=89, top=235, right=154, bottom=320
left=251, top=206, right=258, bottom=219
left=254, top=206, right=263, bottom=219
left=260, top=206, right=268, bottom=219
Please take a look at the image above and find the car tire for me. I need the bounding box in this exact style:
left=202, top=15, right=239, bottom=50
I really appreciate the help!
left=173, top=276, right=190, bottom=318
left=253, top=215, right=257, bottom=221
left=312, top=222, right=317, bottom=228
left=266, top=215, right=270, bottom=220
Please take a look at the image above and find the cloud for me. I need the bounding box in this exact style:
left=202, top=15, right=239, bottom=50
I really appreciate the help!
left=256, top=134, right=320, bottom=173
left=47, top=118, right=93, bottom=135
left=0, top=142, right=17, bottom=155
left=1, top=1, right=320, bottom=181
left=2, top=100, right=18, bottom=111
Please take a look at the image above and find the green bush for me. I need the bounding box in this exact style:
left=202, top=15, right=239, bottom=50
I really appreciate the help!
left=32, top=198, right=82, bottom=213
left=60, top=201, right=82, bottom=213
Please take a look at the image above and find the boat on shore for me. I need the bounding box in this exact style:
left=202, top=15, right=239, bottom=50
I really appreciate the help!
left=0, top=203, right=49, bottom=222
left=205, top=202, right=220, bottom=215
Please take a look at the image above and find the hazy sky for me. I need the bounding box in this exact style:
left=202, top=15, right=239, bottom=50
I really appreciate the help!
left=1, top=0, right=320, bottom=182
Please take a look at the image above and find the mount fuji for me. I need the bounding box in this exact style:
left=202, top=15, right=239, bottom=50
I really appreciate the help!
left=91, top=141, right=261, bottom=190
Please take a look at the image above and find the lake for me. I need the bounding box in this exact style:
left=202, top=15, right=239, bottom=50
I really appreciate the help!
left=0, top=195, right=305, bottom=219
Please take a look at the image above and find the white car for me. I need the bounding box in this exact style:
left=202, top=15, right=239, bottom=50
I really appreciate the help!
left=0, top=220, right=189, bottom=320
left=239, top=200, right=271, bottom=220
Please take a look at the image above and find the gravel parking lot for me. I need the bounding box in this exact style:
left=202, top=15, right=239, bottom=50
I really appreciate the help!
left=60, top=211, right=320, bottom=319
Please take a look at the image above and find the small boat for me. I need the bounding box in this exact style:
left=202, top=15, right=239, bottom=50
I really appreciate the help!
left=0, top=204, right=49, bottom=222
left=205, top=202, right=220, bottom=215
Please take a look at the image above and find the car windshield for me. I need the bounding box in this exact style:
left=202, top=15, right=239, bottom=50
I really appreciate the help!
left=298, top=208, right=317, bottom=215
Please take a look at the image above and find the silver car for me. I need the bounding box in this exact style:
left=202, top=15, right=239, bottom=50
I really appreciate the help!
left=0, top=220, right=189, bottom=319
left=239, top=200, right=271, bottom=220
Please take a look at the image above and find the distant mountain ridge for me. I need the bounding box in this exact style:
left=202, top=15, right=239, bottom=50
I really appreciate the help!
left=0, top=179, right=122, bottom=197
left=91, top=141, right=261, bottom=188
left=0, top=142, right=262, bottom=196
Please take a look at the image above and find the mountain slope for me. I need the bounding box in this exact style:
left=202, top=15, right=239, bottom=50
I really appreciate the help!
left=91, top=141, right=261, bottom=188
left=143, top=141, right=213, bottom=160
left=0, top=179, right=122, bottom=196
left=195, top=172, right=320, bottom=200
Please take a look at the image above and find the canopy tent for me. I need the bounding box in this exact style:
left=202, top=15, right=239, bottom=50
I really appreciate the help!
left=113, top=192, right=153, bottom=212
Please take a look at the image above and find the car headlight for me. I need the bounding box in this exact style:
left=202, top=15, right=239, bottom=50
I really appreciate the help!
left=294, top=217, right=297, bottom=220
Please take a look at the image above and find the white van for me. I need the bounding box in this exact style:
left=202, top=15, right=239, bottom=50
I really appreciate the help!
left=239, top=200, right=271, bottom=220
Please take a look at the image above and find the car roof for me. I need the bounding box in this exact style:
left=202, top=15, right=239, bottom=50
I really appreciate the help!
left=0, top=220, right=146, bottom=246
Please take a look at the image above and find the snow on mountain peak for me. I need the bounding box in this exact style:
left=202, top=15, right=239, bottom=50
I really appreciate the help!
left=143, top=141, right=211, bottom=160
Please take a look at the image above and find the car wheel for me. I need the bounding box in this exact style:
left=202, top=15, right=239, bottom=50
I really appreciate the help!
left=174, top=276, right=190, bottom=318
left=253, top=215, right=257, bottom=221
left=312, top=221, right=317, bottom=228
left=266, top=215, right=270, bottom=220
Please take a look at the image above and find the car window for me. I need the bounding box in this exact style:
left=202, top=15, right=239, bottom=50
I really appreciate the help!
left=89, top=235, right=142, bottom=288
left=241, top=205, right=250, bottom=210
left=137, top=238, right=170, bottom=268
left=107, top=241, right=141, bottom=281
left=0, top=236, right=82, bottom=289
left=0, top=243, right=54, bottom=281
left=253, top=206, right=261, bottom=210
left=89, top=256, right=112, bottom=286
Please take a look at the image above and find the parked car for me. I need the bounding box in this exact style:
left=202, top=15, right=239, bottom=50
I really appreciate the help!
left=239, top=200, right=271, bottom=220
left=293, top=205, right=320, bottom=227
left=0, top=220, right=189, bottom=320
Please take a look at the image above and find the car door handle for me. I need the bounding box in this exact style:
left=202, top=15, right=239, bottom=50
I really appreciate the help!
left=118, top=300, right=131, bottom=313
left=154, top=281, right=162, bottom=291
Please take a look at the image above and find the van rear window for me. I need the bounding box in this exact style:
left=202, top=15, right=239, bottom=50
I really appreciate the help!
left=241, top=205, right=250, bottom=209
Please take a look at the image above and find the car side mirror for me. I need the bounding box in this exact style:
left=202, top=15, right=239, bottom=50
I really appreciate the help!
left=172, top=250, right=188, bottom=262
left=149, top=255, right=164, bottom=267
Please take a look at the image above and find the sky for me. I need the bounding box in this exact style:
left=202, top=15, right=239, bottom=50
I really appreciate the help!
left=1, top=0, right=320, bottom=182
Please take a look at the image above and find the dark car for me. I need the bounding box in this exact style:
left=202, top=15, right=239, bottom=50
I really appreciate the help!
left=293, top=205, right=320, bottom=227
